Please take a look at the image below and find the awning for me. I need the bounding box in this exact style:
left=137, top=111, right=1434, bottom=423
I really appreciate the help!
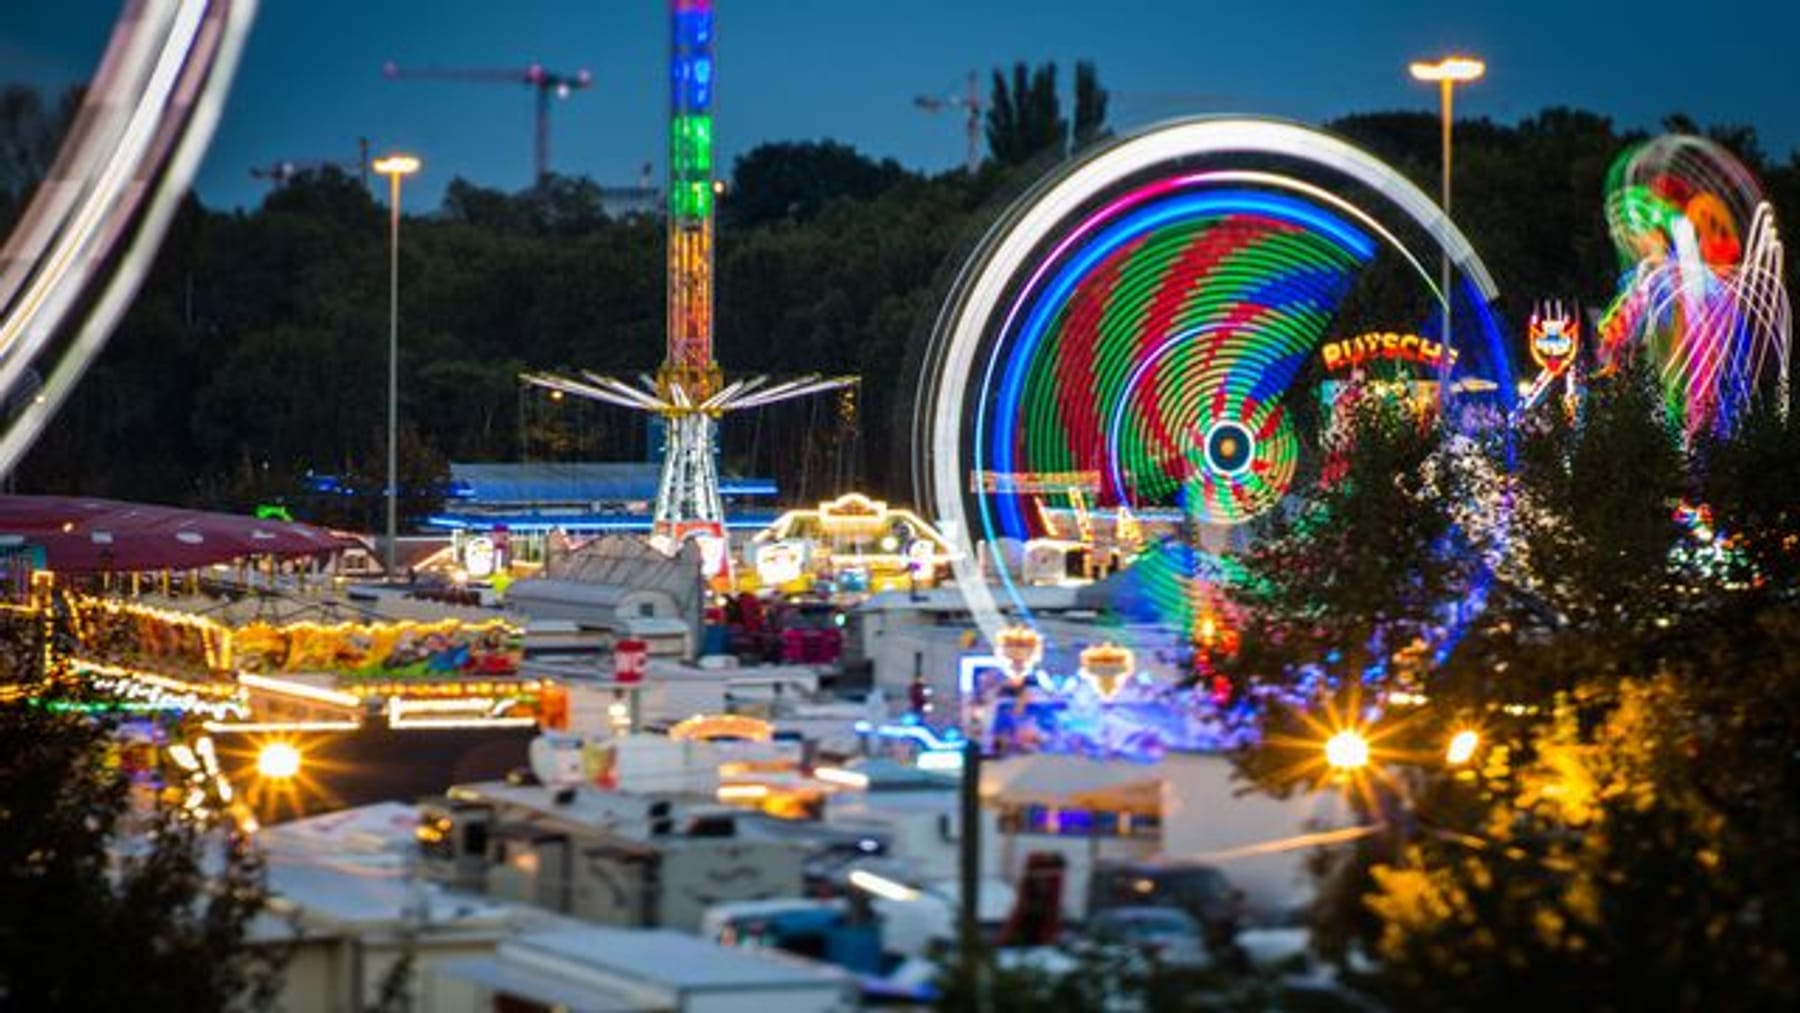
left=0, top=495, right=354, bottom=573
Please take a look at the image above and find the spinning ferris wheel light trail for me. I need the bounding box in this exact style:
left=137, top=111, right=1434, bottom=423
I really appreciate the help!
left=916, top=116, right=1517, bottom=651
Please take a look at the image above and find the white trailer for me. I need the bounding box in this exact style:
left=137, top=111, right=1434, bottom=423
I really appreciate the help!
left=434, top=925, right=857, bottom=1013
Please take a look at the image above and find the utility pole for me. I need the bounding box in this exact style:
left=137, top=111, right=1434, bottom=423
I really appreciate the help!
left=958, top=736, right=983, bottom=993
left=373, top=154, right=421, bottom=583
left=1409, top=55, right=1485, bottom=352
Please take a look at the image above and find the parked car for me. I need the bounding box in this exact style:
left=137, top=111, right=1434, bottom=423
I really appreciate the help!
left=1086, top=860, right=1242, bottom=939
left=1084, top=905, right=1211, bottom=968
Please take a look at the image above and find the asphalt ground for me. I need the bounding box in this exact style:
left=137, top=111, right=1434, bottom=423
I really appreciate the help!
left=210, top=724, right=536, bottom=824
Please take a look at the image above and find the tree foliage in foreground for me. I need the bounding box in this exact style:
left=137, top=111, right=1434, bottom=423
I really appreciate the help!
left=1228, top=368, right=1800, bottom=1010
left=1229, top=391, right=1469, bottom=691
left=0, top=697, right=279, bottom=1010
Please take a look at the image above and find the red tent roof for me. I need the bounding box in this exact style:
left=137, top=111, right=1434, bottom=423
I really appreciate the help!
left=0, top=495, right=355, bottom=573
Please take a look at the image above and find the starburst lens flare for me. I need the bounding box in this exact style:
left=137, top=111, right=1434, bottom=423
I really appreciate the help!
left=1445, top=728, right=1480, bottom=766
left=255, top=741, right=302, bottom=779
left=1325, top=729, right=1370, bottom=770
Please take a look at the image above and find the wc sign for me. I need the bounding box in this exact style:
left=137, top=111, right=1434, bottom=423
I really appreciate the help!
left=613, top=638, right=648, bottom=683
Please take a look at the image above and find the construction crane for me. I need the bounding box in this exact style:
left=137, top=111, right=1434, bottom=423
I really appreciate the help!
left=382, top=60, right=592, bottom=182
left=914, top=71, right=986, bottom=174
left=250, top=138, right=371, bottom=188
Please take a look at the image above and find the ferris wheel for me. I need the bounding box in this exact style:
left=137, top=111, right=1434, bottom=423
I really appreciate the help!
left=914, top=117, right=1518, bottom=650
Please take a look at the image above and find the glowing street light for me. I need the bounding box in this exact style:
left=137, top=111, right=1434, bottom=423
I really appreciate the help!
left=1408, top=54, right=1484, bottom=350
left=1408, top=57, right=1486, bottom=84
left=372, top=152, right=421, bottom=584
left=813, top=766, right=871, bottom=789
left=849, top=868, right=922, bottom=903
left=371, top=153, right=421, bottom=178
left=256, top=741, right=302, bottom=780
left=716, top=783, right=770, bottom=802
left=1324, top=729, right=1371, bottom=771
left=1445, top=728, right=1480, bottom=766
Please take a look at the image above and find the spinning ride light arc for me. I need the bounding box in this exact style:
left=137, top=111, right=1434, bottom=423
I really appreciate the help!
left=1008, top=186, right=1375, bottom=526
left=1598, top=135, right=1790, bottom=438
left=0, top=0, right=257, bottom=478
left=916, top=117, right=1514, bottom=647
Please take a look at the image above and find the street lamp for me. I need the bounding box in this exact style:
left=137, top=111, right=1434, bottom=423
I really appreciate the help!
left=1409, top=55, right=1484, bottom=350
left=372, top=153, right=421, bottom=583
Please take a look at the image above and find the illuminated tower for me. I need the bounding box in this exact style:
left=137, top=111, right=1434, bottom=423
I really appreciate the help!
left=524, top=0, right=852, bottom=557
left=667, top=0, right=718, bottom=403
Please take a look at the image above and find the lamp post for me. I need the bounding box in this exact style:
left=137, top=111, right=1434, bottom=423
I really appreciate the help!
left=372, top=153, right=420, bottom=583
left=1409, top=55, right=1483, bottom=350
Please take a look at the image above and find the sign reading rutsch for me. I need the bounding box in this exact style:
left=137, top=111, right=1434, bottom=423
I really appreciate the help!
left=1321, top=332, right=1459, bottom=372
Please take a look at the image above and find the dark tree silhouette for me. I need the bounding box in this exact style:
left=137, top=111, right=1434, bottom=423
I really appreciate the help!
left=0, top=698, right=281, bottom=1009
left=986, top=62, right=1067, bottom=166
left=1072, top=60, right=1108, bottom=150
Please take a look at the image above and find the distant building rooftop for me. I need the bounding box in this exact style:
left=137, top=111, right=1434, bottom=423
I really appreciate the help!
left=448, top=462, right=775, bottom=507
left=853, top=586, right=1081, bottom=614
left=507, top=925, right=852, bottom=993
left=448, top=779, right=687, bottom=839
left=425, top=462, right=778, bottom=534
left=253, top=801, right=570, bottom=940
left=0, top=494, right=352, bottom=573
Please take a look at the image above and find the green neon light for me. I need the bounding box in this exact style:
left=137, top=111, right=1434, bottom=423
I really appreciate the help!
left=671, top=115, right=713, bottom=175
left=34, top=698, right=171, bottom=714
left=670, top=180, right=714, bottom=219
left=1015, top=212, right=1357, bottom=519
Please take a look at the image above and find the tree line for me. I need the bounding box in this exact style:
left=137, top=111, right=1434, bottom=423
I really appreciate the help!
left=1, top=71, right=1796, bottom=531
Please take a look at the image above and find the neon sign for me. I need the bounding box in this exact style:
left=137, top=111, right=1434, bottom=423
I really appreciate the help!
left=1529, top=303, right=1579, bottom=375
left=1321, top=331, right=1458, bottom=372
left=669, top=713, right=773, bottom=743
left=1078, top=642, right=1135, bottom=699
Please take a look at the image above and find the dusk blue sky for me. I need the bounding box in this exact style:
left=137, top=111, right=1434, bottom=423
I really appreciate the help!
left=3, top=1, right=1795, bottom=211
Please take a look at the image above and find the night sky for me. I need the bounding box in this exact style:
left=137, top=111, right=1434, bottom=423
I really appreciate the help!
left=3, top=1, right=1796, bottom=211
